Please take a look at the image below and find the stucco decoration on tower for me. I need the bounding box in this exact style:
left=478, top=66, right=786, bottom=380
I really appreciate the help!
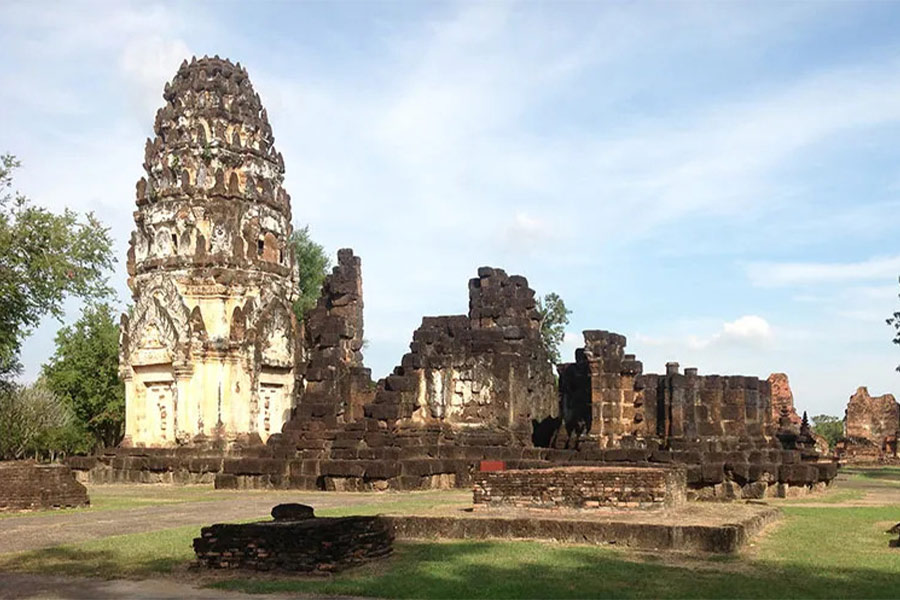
left=120, top=56, right=300, bottom=448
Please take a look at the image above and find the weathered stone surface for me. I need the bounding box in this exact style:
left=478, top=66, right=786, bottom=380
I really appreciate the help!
left=474, top=466, right=686, bottom=510
left=271, top=503, right=314, bottom=521
left=120, top=56, right=299, bottom=448
left=557, top=332, right=777, bottom=448
left=193, top=514, right=393, bottom=572
left=383, top=507, right=780, bottom=554
left=0, top=461, right=89, bottom=512
left=767, top=373, right=801, bottom=427
left=837, top=387, right=899, bottom=462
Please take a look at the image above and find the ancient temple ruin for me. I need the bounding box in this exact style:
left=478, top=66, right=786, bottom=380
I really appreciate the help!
left=119, top=57, right=300, bottom=447
left=72, top=55, right=838, bottom=499
left=836, top=386, right=899, bottom=463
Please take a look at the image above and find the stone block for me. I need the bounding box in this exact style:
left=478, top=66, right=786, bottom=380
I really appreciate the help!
left=701, top=462, right=725, bottom=484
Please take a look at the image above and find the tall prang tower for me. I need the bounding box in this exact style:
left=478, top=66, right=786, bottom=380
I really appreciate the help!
left=120, top=56, right=300, bottom=448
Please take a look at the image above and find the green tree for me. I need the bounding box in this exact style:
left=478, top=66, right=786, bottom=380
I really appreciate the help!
left=42, top=303, right=124, bottom=450
left=289, top=225, right=331, bottom=321
left=0, top=154, right=115, bottom=381
left=811, top=414, right=843, bottom=449
left=536, top=292, right=572, bottom=365
left=0, top=379, right=84, bottom=461
left=889, top=276, right=899, bottom=372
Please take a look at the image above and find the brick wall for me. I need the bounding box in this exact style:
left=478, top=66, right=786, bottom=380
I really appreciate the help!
left=0, top=461, right=89, bottom=511
left=557, top=331, right=775, bottom=447
left=473, top=466, right=686, bottom=510
left=193, top=515, right=392, bottom=572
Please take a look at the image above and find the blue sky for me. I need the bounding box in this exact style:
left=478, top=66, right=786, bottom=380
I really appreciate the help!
left=2, top=1, right=899, bottom=416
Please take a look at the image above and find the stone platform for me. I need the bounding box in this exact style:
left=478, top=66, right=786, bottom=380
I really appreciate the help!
left=71, top=442, right=838, bottom=501
left=385, top=502, right=779, bottom=554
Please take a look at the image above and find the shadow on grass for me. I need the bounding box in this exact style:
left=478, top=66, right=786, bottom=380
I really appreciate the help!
left=0, top=546, right=122, bottom=578
left=210, top=539, right=899, bottom=599
left=844, top=467, right=900, bottom=482
left=0, top=541, right=186, bottom=579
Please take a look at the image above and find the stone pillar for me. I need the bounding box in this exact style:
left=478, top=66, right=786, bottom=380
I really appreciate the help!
left=174, top=367, right=193, bottom=442
left=122, top=371, right=136, bottom=447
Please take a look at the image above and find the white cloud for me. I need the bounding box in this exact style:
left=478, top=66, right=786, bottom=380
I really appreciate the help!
left=720, top=315, right=774, bottom=344
left=747, top=256, right=900, bottom=287
left=636, top=315, right=774, bottom=355
left=685, top=315, right=774, bottom=349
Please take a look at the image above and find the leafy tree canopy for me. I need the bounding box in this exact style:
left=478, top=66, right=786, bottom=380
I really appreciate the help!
left=0, top=154, right=116, bottom=380
left=289, top=225, right=331, bottom=321
left=42, top=303, right=124, bottom=450
left=811, top=414, right=843, bottom=450
left=0, top=379, right=88, bottom=461
left=889, top=276, right=899, bottom=372
left=536, top=292, right=572, bottom=365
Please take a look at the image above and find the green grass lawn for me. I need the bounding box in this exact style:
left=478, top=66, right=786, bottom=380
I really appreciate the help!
left=1, top=470, right=898, bottom=598
left=0, top=484, right=234, bottom=520
left=207, top=501, right=900, bottom=599
left=845, top=466, right=900, bottom=483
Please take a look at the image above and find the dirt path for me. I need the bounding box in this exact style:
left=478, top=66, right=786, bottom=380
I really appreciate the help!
left=0, top=491, right=412, bottom=554
left=0, top=572, right=343, bottom=599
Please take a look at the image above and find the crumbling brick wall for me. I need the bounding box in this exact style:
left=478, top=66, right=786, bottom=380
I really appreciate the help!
left=193, top=515, right=393, bottom=572
left=293, top=248, right=373, bottom=426
left=557, top=331, right=775, bottom=448
left=362, top=267, right=557, bottom=441
left=0, top=461, right=89, bottom=511
left=768, top=373, right=801, bottom=426
left=839, top=387, right=899, bottom=461
left=474, top=466, right=685, bottom=510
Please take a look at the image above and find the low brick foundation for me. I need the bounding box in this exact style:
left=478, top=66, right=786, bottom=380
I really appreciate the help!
left=69, top=440, right=838, bottom=500
left=474, top=466, right=686, bottom=510
left=384, top=506, right=779, bottom=554
left=193, top=516, right=393, bottom=573
left=0, top=461, right=89, bottom=512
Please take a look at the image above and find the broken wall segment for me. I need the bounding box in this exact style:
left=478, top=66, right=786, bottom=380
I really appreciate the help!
left=193, top=514, right=393, bottom=572
left=474, top=465, right=686, bottom=510
left=838, top=386, right=899, bottom=463
left=293, top=247, right=373, bottom=427
left=767, top=373, right=801, bottom=427
left=0, top=461, right=89, bottom=512
left=362, top=266, right=557, bottom=440
left=120, top=56, right=300, bottom=448
left=556, top=331, right=777, bottom=449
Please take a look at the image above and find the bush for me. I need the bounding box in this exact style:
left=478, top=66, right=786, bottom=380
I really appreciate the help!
left=0, top=379, right=89, bottom=461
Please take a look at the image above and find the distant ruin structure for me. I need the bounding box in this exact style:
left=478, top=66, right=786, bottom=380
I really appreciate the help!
left=119, top=57, right=299, bottom=447
left=767, top=373, right=801, bottom=427
left=836, top=387, right=899, bottom=463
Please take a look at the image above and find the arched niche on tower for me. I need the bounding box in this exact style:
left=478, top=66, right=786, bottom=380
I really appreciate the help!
left=254, top=297, right=296, bottom=439
left=257, top=298, right=294, bottom=368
